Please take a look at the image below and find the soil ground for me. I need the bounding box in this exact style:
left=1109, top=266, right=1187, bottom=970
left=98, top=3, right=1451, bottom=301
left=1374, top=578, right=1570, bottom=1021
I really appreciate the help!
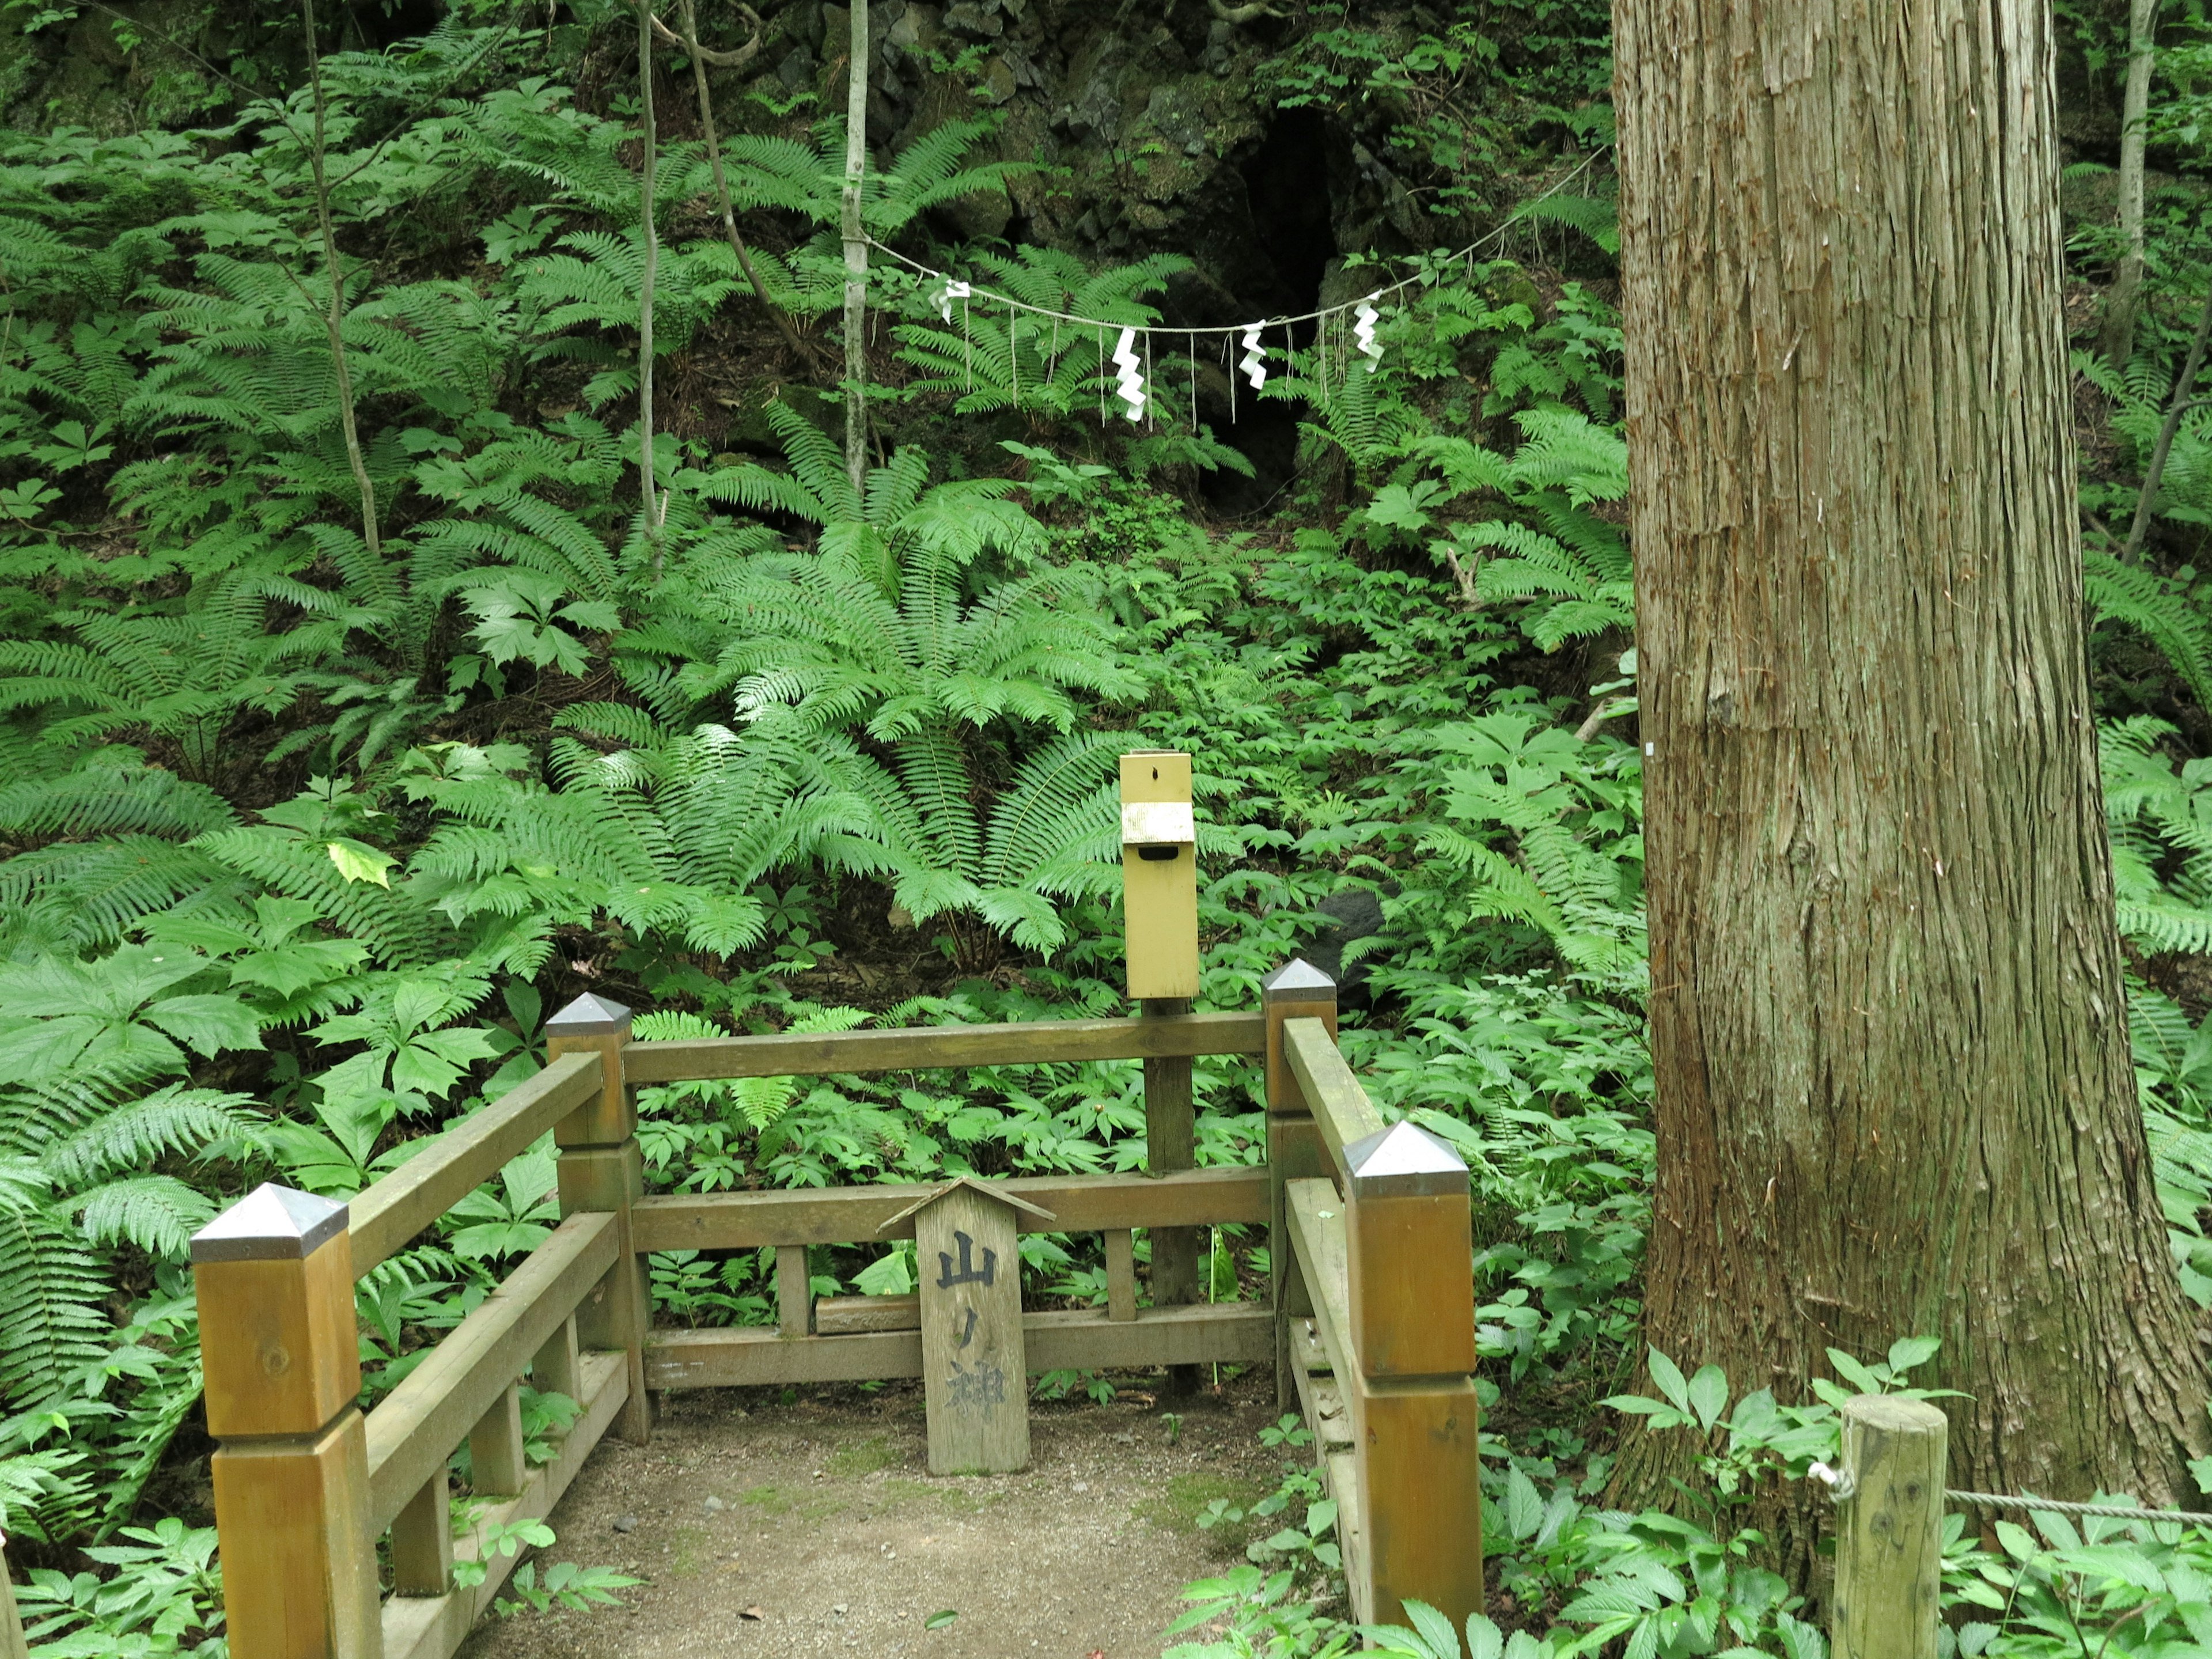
left=459, top=1369, right=1297, bottom=1659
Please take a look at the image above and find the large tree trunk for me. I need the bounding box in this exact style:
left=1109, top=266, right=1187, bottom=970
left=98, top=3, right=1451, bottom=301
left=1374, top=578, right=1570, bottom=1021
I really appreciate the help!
left=1612, top=0, right=2209, bottom=1510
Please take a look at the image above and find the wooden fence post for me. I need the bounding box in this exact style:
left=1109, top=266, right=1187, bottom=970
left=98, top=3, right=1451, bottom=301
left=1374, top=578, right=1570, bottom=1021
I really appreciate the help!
left=1344, top=1118, right=1483, bottom=1633
left=546, top=994, right=652, bottom=1445
left=1262, top=959, right=1337, bottom=1407
left=1832, top=1395, right=1946, bottom=1658
left=2, top=1533, right=28, bottom=1659
left=191, top=1183, right=382, bottom=1659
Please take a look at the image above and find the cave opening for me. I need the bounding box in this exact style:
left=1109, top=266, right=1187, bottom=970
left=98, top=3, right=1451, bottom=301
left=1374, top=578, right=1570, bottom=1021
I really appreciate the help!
left=1202, top=108, right=1337, bottom=516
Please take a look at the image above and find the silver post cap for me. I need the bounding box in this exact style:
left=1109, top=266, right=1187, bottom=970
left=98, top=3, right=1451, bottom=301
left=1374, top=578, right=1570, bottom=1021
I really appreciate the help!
left=1343, top=1119, right=1468, bottom=1199
left=544, top=992, right=633, bottom=1037
left=189, top=1182, right=349, bottom=1264
left=1260, top=958, right=1336, bottom=999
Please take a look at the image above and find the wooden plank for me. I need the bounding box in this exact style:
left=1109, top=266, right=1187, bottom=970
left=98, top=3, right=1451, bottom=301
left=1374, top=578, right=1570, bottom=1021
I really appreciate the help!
left=1104, top=1229, right=1136, bottom=1323
left=529, top=1315, right=581, bottom=1404
left=918, top=1185, right=1029, bottom=1473
left=1282, top=1019, right=1383, bottom=1186
left=816, top=1293, right=919, bottom=1334
left=1024, top=1304, right=1272, bottom=1372
left=621, top=1011, right=1264, bottom=1083
left=632, top=1166, right=1268, bottom=1252
left=350, top=1053, right=601, bottom=1276
left=198, top=1229, right=361, bottom=1440
left=365, top=1213, right=618, bottom=1531
left=468, top=1381, right=527, bottom=1498
left=557, top=1140, right=652, bottom=1447
left=1143, top=997, right=1200, bottom=1396
left=1328, top=1447, right=1368, bottom=1624
left=644, top=1303, right=1276, bottom=1389
left=1264, top=960, right=1338, bottom=1408
left=650, top=1325, right=923, bottom=1388
left=1286, top=1179, right=1355, bottom=1390
left=775, top=1245, right=815, bottom=1337
left=389, top=1472, right=452, bottom=1598
left=0, top=1560, right=24, bottom=1659
left=210, top=1411, right=382, bottom=1659
left=380, top=1350, right=626, bottom=1659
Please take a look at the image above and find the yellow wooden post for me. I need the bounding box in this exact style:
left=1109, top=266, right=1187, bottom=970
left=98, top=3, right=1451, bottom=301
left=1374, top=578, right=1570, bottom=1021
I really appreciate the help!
left=1262, top=959, right=1337, bottom=1407
left=1343, top=1119, right=1483, bottom=1631
left=546, top=994, right=652, bottom=1445
left=1124, top=751, right=1202, bottom=1388
left=1832, top=1396, right=1946, bottom=1658
left=190, top=1183, right=382, bottom=1659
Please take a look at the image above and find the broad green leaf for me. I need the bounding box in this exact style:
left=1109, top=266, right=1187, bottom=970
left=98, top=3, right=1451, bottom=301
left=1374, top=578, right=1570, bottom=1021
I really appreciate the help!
left=1824, top=1347, right=1884, bottom=1396
left=1685, top=1363, right=1728, bottom=1431
left=1646, top=1346, right=1691, bottom=1412
left=1506, top=1468, right=1543, bottom=1539
left=1885, top=1335, right=1941, bottom=1373
left=142, top=994, right=263, bottom=1057
left=1403, top=1599, right=1461, bottom=1659
left=328, top=840, right=395, bottom=887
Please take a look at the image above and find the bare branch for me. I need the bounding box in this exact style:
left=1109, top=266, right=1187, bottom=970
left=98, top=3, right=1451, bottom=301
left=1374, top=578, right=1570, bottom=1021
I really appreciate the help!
left=1208, top=0, right=1285, bottom=22
left=648, top=3, right=763, bottom=68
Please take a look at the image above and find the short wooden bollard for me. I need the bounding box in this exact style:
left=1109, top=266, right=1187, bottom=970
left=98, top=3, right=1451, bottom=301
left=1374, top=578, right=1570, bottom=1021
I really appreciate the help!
left=191, top=1184, right=381, bottom=1659
left=1832, top=1395, right=1946, bottom=1658
left=546, top=993, right=653, bottom=1445
left=891, top=1178, right=1053, bottom=1474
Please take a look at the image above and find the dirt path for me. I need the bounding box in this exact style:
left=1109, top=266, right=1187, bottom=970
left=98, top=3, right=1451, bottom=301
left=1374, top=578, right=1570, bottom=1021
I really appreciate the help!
left=459, top=1373, right=1290, bottom=1659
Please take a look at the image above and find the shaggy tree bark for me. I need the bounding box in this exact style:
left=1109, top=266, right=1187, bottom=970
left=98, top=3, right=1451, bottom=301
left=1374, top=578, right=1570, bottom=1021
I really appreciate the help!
left=1612, top=0, right=2210, bottom=1507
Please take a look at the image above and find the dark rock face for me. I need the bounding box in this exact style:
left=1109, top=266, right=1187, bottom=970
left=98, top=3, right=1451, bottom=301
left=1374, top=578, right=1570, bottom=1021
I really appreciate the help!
left=795, top=0, right=1444, bottom=329
left=1305, top=887, right=1387, bottom=1007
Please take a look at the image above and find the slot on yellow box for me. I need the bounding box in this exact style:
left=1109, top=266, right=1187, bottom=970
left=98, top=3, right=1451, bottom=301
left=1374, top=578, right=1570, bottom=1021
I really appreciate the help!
left=1120, top=750, right=1198, bottom=1001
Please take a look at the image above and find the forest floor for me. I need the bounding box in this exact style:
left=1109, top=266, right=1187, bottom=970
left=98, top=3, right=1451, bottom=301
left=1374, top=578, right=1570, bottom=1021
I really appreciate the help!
left=457, top=1369, right=1291, bottom=1659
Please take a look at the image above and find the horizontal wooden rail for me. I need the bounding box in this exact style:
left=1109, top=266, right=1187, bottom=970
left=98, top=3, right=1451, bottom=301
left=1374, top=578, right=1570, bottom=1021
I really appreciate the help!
left=350, top=1052, right=603, bottom=1276
left=364, top=1211, right=618, bottom=1531
left=1282, top=1017, right=1384, bottom=1185
left=620, top=1010, right=1264, bottom=1084
left=380, top=1350, right=627, bottom=1659
left=646, top=1302, right=1273, bottom=1389
left=632, top=1165, right=1268, bottom=1252
left=1286, top=1178, right=1355, bottom=1386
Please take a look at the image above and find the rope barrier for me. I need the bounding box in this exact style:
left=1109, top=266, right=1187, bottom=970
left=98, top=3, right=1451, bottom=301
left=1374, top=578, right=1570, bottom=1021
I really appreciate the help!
left=1812, top=1464, right=2212, bottom=1526
left=858, top=147, right=1608, bottom=343
left=1944, top=1489, right=2212, bottom=1527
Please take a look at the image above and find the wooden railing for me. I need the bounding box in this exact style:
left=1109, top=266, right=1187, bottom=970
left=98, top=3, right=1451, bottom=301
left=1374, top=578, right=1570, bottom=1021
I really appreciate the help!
left=188, top=964, right=1478, bottom=1657
left=1263, top=961, right=1484, bottom=1630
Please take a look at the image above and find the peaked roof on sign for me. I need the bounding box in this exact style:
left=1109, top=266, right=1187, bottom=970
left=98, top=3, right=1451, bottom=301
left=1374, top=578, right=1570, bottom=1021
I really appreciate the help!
left=875, top=1175, right=1059, bottom=1234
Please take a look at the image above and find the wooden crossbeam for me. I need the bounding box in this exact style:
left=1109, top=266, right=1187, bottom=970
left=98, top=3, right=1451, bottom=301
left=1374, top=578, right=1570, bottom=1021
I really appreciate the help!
left=632, top=1166, right=1268, bottom=1252
left=644, top=1302, right=1273, bottom=1389
left=620, top=1010, right=1264, bottom=1083
left=349, top=1052, right=601, bottom=1276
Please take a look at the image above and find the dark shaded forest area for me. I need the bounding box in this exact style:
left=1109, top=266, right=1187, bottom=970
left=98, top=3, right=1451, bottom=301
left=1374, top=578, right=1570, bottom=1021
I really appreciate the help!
left=6, top=1, right=2212, bottom=1653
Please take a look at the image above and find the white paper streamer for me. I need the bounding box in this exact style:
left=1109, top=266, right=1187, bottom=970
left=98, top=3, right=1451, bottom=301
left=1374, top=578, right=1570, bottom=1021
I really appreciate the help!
left=1112, top=326, right=1145, bottom=422
left=1240, top=324, right=1267, bottom=391
left=935, top=279, right=971, bottom=323
left=1354, top=296, right=1383, bottom=373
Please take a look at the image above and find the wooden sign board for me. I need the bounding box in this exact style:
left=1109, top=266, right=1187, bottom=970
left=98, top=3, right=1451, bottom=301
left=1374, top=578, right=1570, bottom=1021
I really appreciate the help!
left=915, top=1184, right=1029, bottom=1474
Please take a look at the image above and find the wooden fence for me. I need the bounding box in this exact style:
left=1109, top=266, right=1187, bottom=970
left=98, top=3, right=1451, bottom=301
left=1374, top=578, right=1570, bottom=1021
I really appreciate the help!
left=179, top=957, right=1482, bottom=1657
